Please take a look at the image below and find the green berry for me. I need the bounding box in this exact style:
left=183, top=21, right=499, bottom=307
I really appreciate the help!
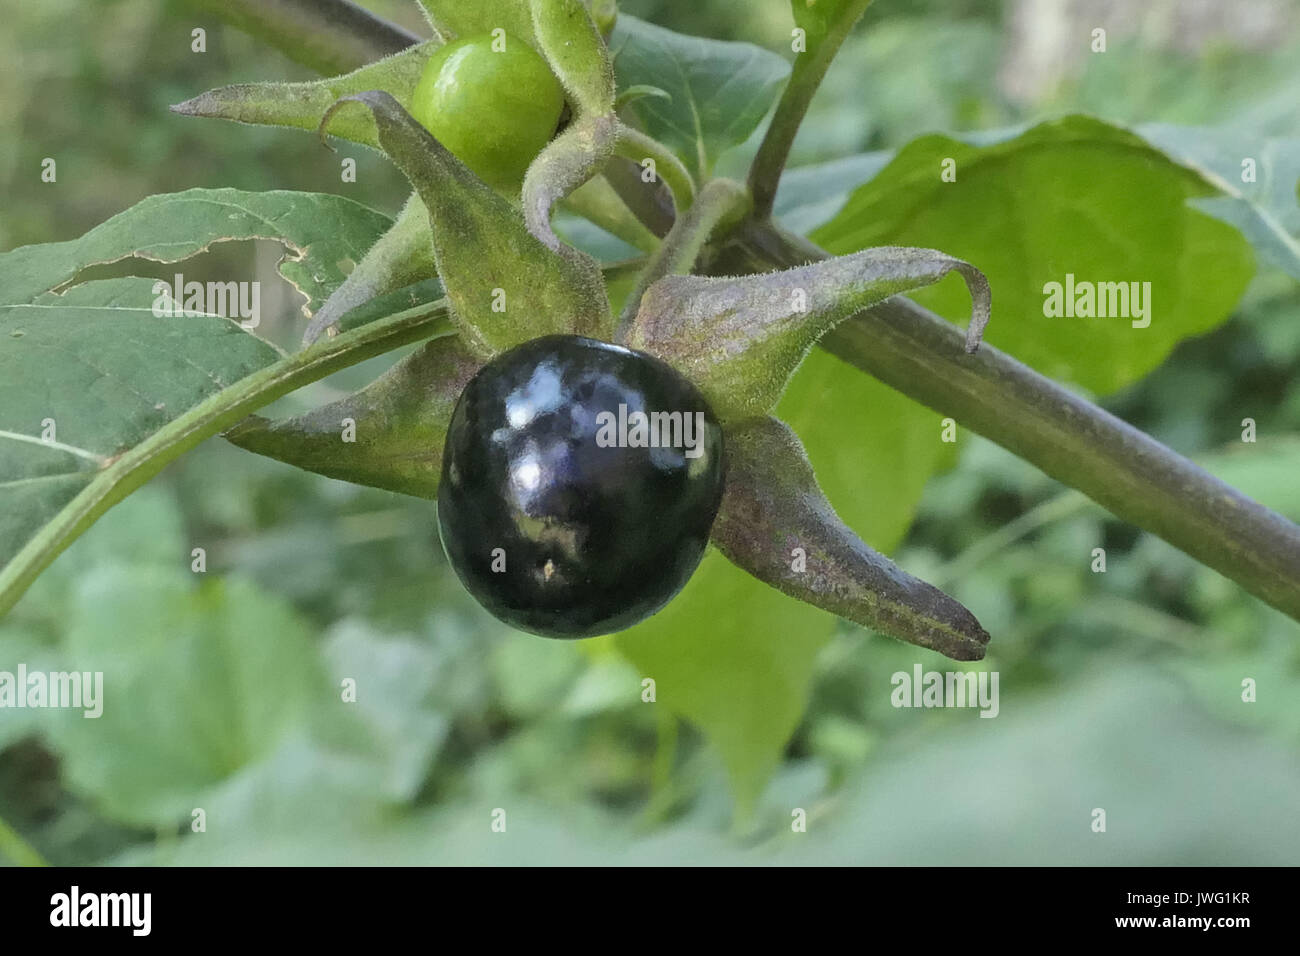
left=410, top=34, right=566, bottom=192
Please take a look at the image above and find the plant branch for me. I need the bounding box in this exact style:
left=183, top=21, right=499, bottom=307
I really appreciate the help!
left=747, top=0, right=873, bottom=220
left=604, top=157, right=677, bottom=238
left=616, top=178, right=750, bottom=333
left=742, top=223, right=1300, bottom=622
left=614, top=125, right=697, bottom=214
left=187, top=0, right=422, bottom=75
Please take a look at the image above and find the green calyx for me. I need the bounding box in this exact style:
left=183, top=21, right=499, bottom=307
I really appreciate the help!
left=624, top=247, right=991, bottom=422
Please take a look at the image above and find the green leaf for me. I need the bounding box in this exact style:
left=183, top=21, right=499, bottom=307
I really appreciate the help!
left=773, top=152, right=892, bottom=234
left=0, top=278, right=278, bottom=604
left=609, top=16, right=791, bottom=179
left=812, top=115, right=1256, bottom=395
left=626, top=246, right=989, bottom=421
left=51, top=570, right=335, bottom=828
left=324, top=91, right=610, bottom=356
left=713, top=417, right=989, bottom=660
left=0, top=188, right=431, bottom=618
left=612, top=346, right=955, bottom=817
left=1138, top=126, right=1300, bottom=280
left=613, top=550, right=833, bottom=822
left=777, top=347, right=958, bottom=555
left=303, top=193, right=437, bottom=345
left=171, top=41, right=439, bottom=150
left=530, top=0, right=616, bottom=117
left=321, top=622, right=451, bottom=802
left=0, top=247, right=452, bottom=618
left=225, top=332, right=480, bottom=499
left=419, top=1, right=537, bottom=45
left=1, top=187, right=392, bottom=316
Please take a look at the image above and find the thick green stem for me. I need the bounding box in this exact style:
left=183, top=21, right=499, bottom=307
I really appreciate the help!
left=748, top=225, right=1300, bottom=622
left=747, top=1, right=873, bottom=220
left=188, top=0, right=423, bottom=75
left=616, top=178, right=750, bottom=334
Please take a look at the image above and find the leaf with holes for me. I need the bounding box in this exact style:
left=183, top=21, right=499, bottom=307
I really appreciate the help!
left=609, top=16, right=790, bottom=180
left=0, top=188, right=453, bottom=616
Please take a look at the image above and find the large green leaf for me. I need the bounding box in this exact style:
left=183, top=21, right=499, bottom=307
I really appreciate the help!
left=812, top=115, right=1256, bottom=395
left=1138, top=126, right=1300, bottom=280
left=50, top=569, right=335, bottom=828
left=1, top=187, right=391, bottom=314
left=609, top=16, right=790, bottom=179
left=1, top=277, right=279, bottom=575
left=614, top=347, right=956, bottom=817
left=0, top=188, right=454, bottom=618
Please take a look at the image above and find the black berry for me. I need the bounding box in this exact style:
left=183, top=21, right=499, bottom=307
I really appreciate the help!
left=437, top=335, right=725, bottom=637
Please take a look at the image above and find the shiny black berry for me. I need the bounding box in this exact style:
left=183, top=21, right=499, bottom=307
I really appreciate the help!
left=437, top=335, right=725, bottom=638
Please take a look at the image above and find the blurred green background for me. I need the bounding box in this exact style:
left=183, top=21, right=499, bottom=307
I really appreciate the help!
left=1, top=0, right=1298, bottom=864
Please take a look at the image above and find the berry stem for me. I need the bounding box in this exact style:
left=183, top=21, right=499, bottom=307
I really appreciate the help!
left=613, top=125, right=697, bottom=215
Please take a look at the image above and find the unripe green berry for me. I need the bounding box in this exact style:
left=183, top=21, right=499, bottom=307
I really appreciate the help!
left=410, top=34, right=566, bottom=192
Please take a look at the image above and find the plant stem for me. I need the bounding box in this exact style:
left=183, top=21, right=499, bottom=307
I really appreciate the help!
left=616, top=178, right=750, bottom=334
left=614, top=126, right=697, bottom=214
left=747, top=0, right=874, bottom=220
left=603, top=157, right=676, bottom=239
left=745, top=224, right=1300, bottom=621
left=188, top=0, right=422, bottom=75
